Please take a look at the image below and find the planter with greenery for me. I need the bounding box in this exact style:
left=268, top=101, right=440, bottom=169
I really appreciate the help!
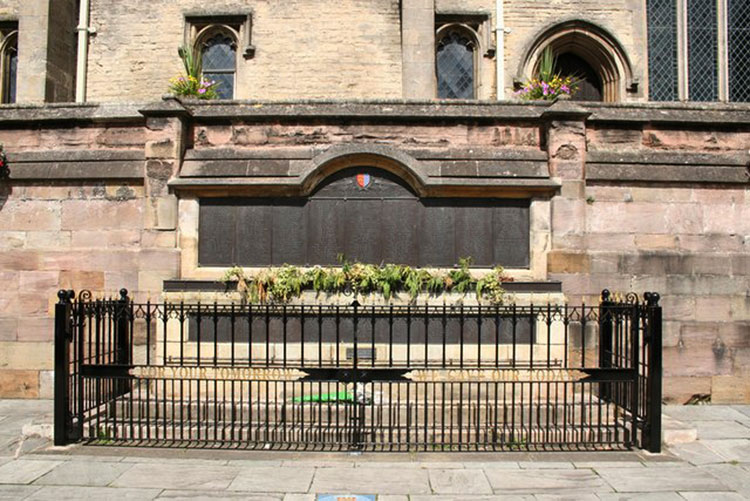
left=221, top=256, right=510, bottom=305
left=168, top=45, right=220, bottom=99
left=516, top=47, right=578, bottom=101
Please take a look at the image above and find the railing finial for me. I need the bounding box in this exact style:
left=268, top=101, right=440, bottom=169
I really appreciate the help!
left=644, top=292, right=661, bottom=307
left=601, top=289, right=610, bottom=302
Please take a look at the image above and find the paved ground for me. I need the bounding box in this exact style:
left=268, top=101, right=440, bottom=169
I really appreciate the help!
left=1, top=400, right=750, bottom=500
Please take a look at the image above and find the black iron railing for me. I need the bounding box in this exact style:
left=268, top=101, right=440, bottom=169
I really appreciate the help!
left=54, top=288, right=662, bottom=452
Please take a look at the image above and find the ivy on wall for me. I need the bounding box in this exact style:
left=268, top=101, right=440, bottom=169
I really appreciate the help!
left=221, top=257, right=509, bottom=304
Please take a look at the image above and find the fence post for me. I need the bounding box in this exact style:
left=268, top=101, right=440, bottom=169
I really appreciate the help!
left=598, top=290, right=613, bottom=401
left=54, top=289, right=73, bottom=446
left=644, top=292, right=662, bottom=453
left=114, top=288, right=131, bottom=397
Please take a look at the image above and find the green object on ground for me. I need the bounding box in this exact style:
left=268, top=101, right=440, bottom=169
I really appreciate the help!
left=293, top=391, right=353, bottom=403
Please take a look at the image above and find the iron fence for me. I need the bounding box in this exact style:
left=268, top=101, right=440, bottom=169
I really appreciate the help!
left=54, top=288, right=662, bottom=452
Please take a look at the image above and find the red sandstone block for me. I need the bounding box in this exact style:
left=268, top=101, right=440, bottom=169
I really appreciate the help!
left=19, top=271, right=59, bottom=292
left=695, top=296, right=733, bottom=322
left=59, top=270, right=106, bottom=291
left=19, top=318, right=55, bottom=342
left=61, top=199, right=143, bottom=231
left=0, top=370, right=39, bottom=399
left=0, top=200, right=61, bottom=231
left=0, top=318, right=18, bottom=341
left=71, top=230, right=141, bottom=248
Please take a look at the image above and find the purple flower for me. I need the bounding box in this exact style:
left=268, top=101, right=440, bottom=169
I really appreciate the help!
left=198, top=88, right=206, bottom=94
left=561, top=85, right=570, bottom=93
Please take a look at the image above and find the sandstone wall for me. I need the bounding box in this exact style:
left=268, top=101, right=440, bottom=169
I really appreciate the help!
left=0, top=100, right=748, bottom=404
left=0, top=106, right=181, bottom=397
left=85, top=0, right=403, bottom=101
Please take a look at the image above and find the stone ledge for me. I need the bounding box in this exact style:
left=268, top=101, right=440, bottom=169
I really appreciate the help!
left=8, top=150, right=146, bottom=181
left=587, top=150, right=750, bottom=184
left=587, top=164, right=749, bottom=184
left=588, top=150, right=750, bottom=166
left=163, top=279, right=563, bottom=293
left=0, top=102, right=146, bottom=124
left=168, top=176, right=561, bottom=196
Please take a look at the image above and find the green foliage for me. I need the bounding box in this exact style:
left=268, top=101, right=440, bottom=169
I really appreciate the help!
left=537, top=46, right=556, bottom=83
left=221, top=257, right=508, bottom=304
left=169, top=45, right=220, bottom=99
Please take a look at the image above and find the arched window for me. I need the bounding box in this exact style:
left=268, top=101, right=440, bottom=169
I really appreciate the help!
left=197, top=30, right=237, bottom=100
left=554, top=53, right=603, bottom=101
left=1, top=30, right=17, bottom=104
left=436, top=27, right=477, bottom=99
left=518, top=21, right=634, bottom=102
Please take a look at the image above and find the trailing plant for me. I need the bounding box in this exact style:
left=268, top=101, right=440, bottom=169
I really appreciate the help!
left=515, top=47, right=578, bottom=101
left=221, top=257, right=510, bottom=305
left=168, top=45, right=220, bottom=99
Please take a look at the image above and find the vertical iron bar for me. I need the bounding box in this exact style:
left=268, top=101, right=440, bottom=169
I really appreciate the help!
left=54, top=290, right=72, bottom=446
left=645, top=293, right=662, bottom=453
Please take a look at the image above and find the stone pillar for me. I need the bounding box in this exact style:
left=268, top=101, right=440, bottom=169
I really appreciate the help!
left=401, top=0, right=436, bottom=99
left=137, top=98, right=188, bottom=297
left=16, top=0, right=77, bottom=103
left=543, top=101, right=591, bottom=299
left=16, top=0, right=49, bottom=102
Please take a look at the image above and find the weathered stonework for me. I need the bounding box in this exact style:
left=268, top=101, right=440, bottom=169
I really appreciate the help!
left=0, top=99, right=749, bottom=404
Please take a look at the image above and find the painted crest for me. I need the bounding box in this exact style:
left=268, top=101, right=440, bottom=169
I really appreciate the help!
left=356, top=173, right=372, bottom=189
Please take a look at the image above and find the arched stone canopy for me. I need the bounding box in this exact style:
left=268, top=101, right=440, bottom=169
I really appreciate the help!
left=302, top=144, right=428, bottom=197
left=517, top=20, right=635, bottom=102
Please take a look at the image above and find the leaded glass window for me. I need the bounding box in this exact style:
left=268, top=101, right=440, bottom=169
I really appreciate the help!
left=648, top=0, right=679, bottom=101
left=1, top=31, right=16, bottom=104
left=437, top=30, right=475, bottom=99
left=201, top=33, right=236, bottom=100
left=729, top=0, right=750, bottom=102
left=687, top=0, right=719, bottom=101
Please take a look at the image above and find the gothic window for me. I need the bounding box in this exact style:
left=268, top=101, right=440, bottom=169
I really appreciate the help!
left=554, top=53, right=603, bottom=101
left=648, top=0, right=750, bottom=102
left=688, top=0, right=718, bottom=101
left=518, top=21, right=634, bottom=103
left=436, top=24, right=482, bottom=99
left=199, top=32, right=237, bottom=100
left=184, top=14, right=254, bottom=100
left=0, top=26, right=17, bottom=104
left=728, top=0, right=750, bottom=102
left=647, top=0, right=679, bottom=101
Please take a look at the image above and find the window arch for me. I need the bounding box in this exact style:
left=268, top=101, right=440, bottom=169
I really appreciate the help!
left=518, top=20, right=635, bottom=102
left=436, top=25, right=478, bottom=99
left=0, top=29, right=17, bottom=104
left=195, top=26, right=238, bottom=99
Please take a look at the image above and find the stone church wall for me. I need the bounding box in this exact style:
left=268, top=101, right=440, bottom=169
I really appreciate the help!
left=0, top=100, right=748, bottom=404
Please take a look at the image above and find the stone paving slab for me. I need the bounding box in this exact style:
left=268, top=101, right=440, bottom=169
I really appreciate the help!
left=669, top=441, right=727, bottom=465
left=695, top=420, right=750, bottom=439
left=0, top=459, right=62, bottom=485
left=571, top=461, right=645, bottom=469
left=0, top=485, right=41, bottom=500
left=701, top=439, right=750, bottom=462
left=534, top=494, right=600, bottom=501
left=518, top=461, right=574, bottom=469
left=227, top=466, right=314, bottom=493
left=111, top=463, right=241, bottom=490
left=680, top=492, right=747, bottom=501
left=596, top=493, right=684, bottom=500
left=410, top=496, right=534, bottom=501
left=311, top=466, right=431, bottom=495
left=664, top=406, right=748, bottom=422
left=428, top=468, right=493, bottom=494
left=697, top=463, right=750, bottom=497
left=33, top=460, right=134, bottom=487
left=26, top=485, right=161, bottom=500
left=157, top=490, right=284, bottom=500
left=596, top=466, right=729, bottom=492
left=484, top=468, right=611, bottom=494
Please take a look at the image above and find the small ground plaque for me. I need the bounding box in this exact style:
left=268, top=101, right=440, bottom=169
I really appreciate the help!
left=317, top=495, right=375, bottom=501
